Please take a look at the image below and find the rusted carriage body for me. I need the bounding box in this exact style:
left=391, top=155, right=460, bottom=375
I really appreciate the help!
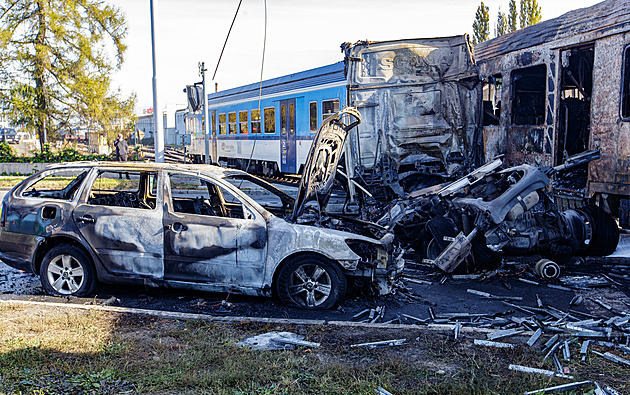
left=475, top=0, right=630, bottom=222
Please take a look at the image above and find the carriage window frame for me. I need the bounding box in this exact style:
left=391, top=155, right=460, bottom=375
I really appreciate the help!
left=621, top=45, right=630, bottom=120
left=510, top=65, right=546, bottom=126
left=309, top=101, right=318, bottom=132
left=322, top=99, right=340, bottom=122
left=264, top=107, right=275, bottom=134
left=238, top=110, right=249, bottom=134
left=218, top=113, right=227, bottom=135
left=251, top=109, right=261, bottom=134
left=228, top=112, right=237, bottom=135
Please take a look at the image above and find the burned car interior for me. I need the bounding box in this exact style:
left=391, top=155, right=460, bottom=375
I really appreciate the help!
left=88, top=171, right=157, bottom=210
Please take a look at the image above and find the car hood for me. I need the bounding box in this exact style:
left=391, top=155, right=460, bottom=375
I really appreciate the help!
left=290, top=107, right=361, bottom=222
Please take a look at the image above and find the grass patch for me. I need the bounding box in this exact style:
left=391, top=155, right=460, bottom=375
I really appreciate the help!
left=0, top=304, right=628, bottom=394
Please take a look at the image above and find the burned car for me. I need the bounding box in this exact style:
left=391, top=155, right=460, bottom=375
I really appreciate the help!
left=380, top=150, right=619, bottom=274
left=0, top=108, right=403, bottom=309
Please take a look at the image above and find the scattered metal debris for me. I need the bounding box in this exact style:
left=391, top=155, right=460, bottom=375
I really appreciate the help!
left=523, top=380, right=593, bottom=395
left=487, top=328, right=524, bottom=340
left=350, top=339, right=407, bottom=349
left=592, top=350, right=630, bottom=368
left=236, top=331, right=320, bottom=351
left=508, top=364, right=573, bottom=379
left=473, top=339, right=515, bottom=349
left=374, top=387, right=394, bottom=395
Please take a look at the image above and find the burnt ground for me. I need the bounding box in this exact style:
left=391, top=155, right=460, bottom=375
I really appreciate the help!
left=1, top=237, right=629, bottom=325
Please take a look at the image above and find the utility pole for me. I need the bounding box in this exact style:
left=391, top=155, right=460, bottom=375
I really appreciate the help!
left=150, top=0, right=164, bottom=163
left=200, top=62, right=210, bottom=165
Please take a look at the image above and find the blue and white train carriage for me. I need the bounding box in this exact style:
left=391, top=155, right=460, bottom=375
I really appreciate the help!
left=194, top=62, right=346, bottom=175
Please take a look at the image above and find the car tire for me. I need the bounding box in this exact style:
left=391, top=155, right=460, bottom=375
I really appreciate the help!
left=578, top=205, right=620, bottom=257
left=275, top=255, right=346, bottom=310
left=40, top=245, right=97, bottom=297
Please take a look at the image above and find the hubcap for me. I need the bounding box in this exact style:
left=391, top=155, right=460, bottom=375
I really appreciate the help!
left=288, top=264, right=332, bottom=307
left=47, top=254, right=85, bottom=295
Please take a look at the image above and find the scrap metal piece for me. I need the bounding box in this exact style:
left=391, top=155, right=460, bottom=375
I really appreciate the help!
left=508, top=364, right=573, bottom=379
left=544, top=334, right=560, bottom=350
left=487, top=328, right=524, bottom=340
left=591, top=299, right=613, bottom=311
left=350, top=339, right=407, bottom=349
left=547, top=284, right=573, bottom=292
left=374, top=388, right=394, bottom=395
left=569, top=295, right=584, bottom=307
left=403, top=277, right=433, bottom=285
left=352, top=309, right=370, bottom=321
left=604, top=385, right=623, bottom=395
left=467, top=289, right=523, bottom=301
left=474, top=339, right=515, bottom=349
left=402, top=314, right=428, bottom=324
left=562, top=340, right=571, bottom=361
left=527, top=328, right=543, bottom=347
left=454, top=321, right=462, bottom=341
left=517, top=277, right=540, bottom=285
left=523, top=380, right=593, bottom=395
left=580, top=340, right=590, bottom=362
left=553, top=354, right=564, bottom=375
left=236, top=331, right=320, bottom=351
left=536, top=294, right=544, bottom=308
left=592, top=350, right=630, bottom=367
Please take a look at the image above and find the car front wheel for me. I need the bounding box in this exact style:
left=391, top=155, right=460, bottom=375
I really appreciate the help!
left=40, top=245, right=97, bottom=296
left=275, top=255, right=346, bottom=309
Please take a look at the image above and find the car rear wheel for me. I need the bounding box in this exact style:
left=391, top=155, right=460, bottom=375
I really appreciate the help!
left=275, top=255, right=346, bottom=309
left=40, top=245, right=97, bottom=296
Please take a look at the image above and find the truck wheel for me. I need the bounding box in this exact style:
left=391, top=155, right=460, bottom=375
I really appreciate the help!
left=578, top=205, right=620, bottom=256
left=40, top=245, right=97, bottom=296
left=276, top=255, right=346, bottom=309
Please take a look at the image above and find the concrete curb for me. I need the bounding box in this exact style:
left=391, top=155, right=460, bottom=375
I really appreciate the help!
left=0, top=298, right=497, bottom=334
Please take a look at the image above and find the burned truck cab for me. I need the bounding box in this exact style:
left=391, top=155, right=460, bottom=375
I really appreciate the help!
left=341, top=35, right=481, bottom=200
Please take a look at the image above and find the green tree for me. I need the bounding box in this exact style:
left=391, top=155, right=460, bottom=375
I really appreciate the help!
left=496, top=9, right=508, bottom=37
left=472, top=2, right=490, bottom=44
left=0, top=0, right=133, bottom=148
left=508, top=0, right=518, bottom=32
left=520, top=0, right=542, bottom=28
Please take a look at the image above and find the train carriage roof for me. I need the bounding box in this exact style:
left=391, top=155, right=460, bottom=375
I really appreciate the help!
left=207, top=62, right=345, bottom=106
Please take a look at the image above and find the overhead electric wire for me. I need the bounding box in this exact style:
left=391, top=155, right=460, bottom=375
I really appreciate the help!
left=212, top=0, right=243, bottom=81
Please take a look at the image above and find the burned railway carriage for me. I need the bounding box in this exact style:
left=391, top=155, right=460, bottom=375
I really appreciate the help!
left=475, top=0, right=630, bottom=227
left=192, top=63, right=347, bottom=176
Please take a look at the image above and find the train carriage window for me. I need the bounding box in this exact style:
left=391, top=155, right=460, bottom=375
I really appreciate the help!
left=280, top=104, right=287, bottom=135
left=511, top=65, right=546, bottom=125
left=622, top=46, right=630, bottom=119
left=211, top=111, right=216, bottom=135
left=219, top=113, right=227, bottom=135
left=264, top=107, right=275, bottom=134
left=322, top=99, right=340, bottom=121
left=251, top=109, right=261, bottom=133
left=482, top=74, right=502, bottom=126
left=228, top=112, right=237, bottom=134
left=289, top=102, right=295, bottom=135
left=239, top=110, right=248, bottom=134
left=309, top=102, right=318, bottom=132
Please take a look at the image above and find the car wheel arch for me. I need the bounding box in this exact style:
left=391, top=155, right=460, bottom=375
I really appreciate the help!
left=34, top=236, right=97, bottom=277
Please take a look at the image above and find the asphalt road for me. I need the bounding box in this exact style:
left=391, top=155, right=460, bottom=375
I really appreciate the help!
left=1, top=190, right=629, bottom=325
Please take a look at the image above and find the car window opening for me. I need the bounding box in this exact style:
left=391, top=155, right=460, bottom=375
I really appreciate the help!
left=88, top=171, right=157, bottom=210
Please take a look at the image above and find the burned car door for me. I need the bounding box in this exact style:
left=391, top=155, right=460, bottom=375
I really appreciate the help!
left=163, top=172, right=268, bottom=289
left=2, top=168, right=90, bottom=263
left=73, top=170, right=164, bottom=278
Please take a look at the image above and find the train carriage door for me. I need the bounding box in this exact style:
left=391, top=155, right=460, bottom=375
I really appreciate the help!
left=280, top=99, right=297, bottom=173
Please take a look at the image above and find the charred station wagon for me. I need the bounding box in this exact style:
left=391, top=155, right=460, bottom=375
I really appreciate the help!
left=0, top=109, right=403, bottom=309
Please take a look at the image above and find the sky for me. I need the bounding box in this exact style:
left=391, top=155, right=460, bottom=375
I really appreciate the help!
left=108, top=0, right=603, bottom=121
